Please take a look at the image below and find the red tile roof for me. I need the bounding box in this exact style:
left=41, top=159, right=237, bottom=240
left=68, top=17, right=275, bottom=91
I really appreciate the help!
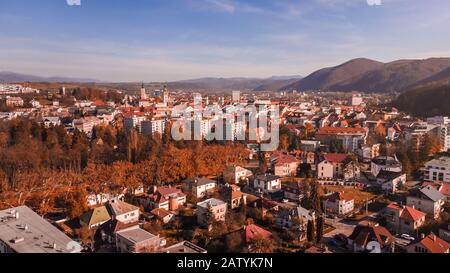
left=323, top=153, right=350, bottom=163
left=419, top=234, right=450, bottom=253
left=317, top=127, right=368, bottom=135
left=243, top=224, right=272, bottom=244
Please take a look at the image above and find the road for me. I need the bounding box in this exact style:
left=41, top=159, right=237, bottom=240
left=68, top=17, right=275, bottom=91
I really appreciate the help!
left=323, top=218, right=358, bottom=253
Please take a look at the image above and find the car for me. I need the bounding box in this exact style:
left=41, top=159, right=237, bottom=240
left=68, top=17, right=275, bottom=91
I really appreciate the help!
left=400, top=234, right=415, bottom=241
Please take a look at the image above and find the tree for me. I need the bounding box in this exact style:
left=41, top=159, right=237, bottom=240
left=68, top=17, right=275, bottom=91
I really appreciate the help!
left=306, top=220, right=315, bottom=243
left=316, top=216, right=324, bottom=244
left=251, top=235, right=275, bottom=253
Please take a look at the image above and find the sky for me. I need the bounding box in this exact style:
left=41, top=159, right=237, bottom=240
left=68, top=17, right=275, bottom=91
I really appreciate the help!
left=1, top=0, right=450, bottom=82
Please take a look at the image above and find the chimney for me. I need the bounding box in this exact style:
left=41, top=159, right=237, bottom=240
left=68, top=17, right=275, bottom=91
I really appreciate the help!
left=420, top=233, right=425, bottom=239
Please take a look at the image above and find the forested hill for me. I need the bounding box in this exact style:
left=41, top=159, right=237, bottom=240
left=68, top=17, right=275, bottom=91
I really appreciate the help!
left=393, top=84, right=450, bottom=117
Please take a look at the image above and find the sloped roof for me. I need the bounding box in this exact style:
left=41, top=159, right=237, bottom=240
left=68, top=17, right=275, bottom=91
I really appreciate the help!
left=420, top=185, right=445, bottom=202
left=419, top=234, right=450, bottom=253
left=80, top=206, right=111, bottom=226
left=243, top=224, right=272, bottom=244
left=107, top=200, right=139, bottom=216
left=323, top=153, right=350, bottom=163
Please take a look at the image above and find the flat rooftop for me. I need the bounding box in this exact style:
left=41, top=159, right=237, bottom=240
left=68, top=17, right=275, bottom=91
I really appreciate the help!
left=0, top=206, right=81, bottom=253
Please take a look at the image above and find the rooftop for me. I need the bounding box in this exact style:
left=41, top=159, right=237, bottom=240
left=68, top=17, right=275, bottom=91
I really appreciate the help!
left=197, top=198, right=226, bottom=208
left=0, top=206, right=81, bottom=253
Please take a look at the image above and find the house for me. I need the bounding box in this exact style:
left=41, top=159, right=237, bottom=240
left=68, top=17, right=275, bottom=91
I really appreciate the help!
left=439, top=223, right=450, bottom=243
left=347, top=222, right=395, bottom=253
left=358, top=144, right=381, bottom=163
left=223, top=165, right=253, bottom=184
left=40, top=116, right=61, bottom=128
left=196, top=198, right=228, bottom=227
left=407, top=233, right=450, bottom=253
left=79, top=206, right=111, bottom=229
left=106, top=200, right=140, bottom=224
left=275, top=205, right=314, bottom=238
left=406, top=185, right=445, bottom=219
left=220, top=184, right=247, bottom=209
left=116, top=226, right=164, bottom=253
left=246, top=197, right=279, bottom=220
left=99, top=219, right=140, bottom=244
left=315, top=127, right=368, bottom=153
left=376, top=171, right=407, bottom=194
left=148, top=186, right=187, bottom=211
left=371, top=156, right=402, bottom=177
left=424, top=157, right=450, bottom=183
left=317, top=153, right=359, bottom=181
left=422, top=182, right=450, bottom=203
left=241, top=224, right=272, bottom=253
left=282, top=180, right=305, bottom=202
left=150, top=208, right=175, bottom=224
left=322, top=191, right=354, bottom=216
left=160, top=241, right=207, bottom=253
left=271, top=153, right=300, bottom=177
left=0, top=206, right=81, bottom=253
left=382, top=203, right=426, bottom=237
left=183, top=177, right=217, bottom=199
left=252, top=174, right=282, bottom=195
left=5, top=97, right=24, bottom=107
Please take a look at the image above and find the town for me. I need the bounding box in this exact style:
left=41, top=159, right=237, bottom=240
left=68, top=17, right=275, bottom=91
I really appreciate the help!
left=0, top=82, right=448, bottom=254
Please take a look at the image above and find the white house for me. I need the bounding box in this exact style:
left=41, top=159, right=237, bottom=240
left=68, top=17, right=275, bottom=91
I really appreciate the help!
left=106, top=200, right=140, bottom=224
left=322, top=191, right=355, bottom=216
left=424, top=157, right=450, bottom=183
left=252, top=174, right=281, bottom=194
left=406, top=185, right=445, bottom=219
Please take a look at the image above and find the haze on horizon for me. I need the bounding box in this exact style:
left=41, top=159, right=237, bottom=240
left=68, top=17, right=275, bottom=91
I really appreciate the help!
left=1, top=0, right=450, bottom=82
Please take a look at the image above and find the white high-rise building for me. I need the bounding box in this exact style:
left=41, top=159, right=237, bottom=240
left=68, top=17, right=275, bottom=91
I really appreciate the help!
left=424, top=157, right=450, bottom=183
left=140, top=83, right=147, bottom=100
left=427, top=116, right=450, bottom=152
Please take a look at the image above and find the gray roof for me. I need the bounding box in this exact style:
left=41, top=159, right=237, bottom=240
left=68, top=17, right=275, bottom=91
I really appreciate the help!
left=161, top=241, right=207, bottom=253
left=116, top=227, right=158, bottom=243
left=0, top=206, right=81, bottom=253
left=197, top=198, right=226, bottom=208
left=420, top=185, right=445, bottom=202
left=184, top=177, right=217, bottom=187
left=254, top=174, right=280, bottom=182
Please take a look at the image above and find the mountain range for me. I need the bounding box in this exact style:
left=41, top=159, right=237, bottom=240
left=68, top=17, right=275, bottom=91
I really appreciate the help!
left=3, top=56, right=450, bottom=93
left=283, top=57, right=450, bottom=93
left=0, top=71, right=101, bottom=83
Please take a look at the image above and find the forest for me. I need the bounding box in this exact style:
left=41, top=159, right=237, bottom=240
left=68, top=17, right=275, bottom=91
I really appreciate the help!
left=0, top=118, right=249, bottom=216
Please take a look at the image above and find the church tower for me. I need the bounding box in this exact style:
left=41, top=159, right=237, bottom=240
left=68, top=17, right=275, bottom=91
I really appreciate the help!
left=140, top=82, right=147, bottom=100
left=163, top=84, right=169, bottom=105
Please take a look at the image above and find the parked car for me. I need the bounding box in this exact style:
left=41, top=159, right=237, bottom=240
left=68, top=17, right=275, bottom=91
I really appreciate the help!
left=400, top=234, right=415, bottom=241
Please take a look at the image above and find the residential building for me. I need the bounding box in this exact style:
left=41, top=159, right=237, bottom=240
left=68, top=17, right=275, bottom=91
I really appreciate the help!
left=116, top=226, right=164, bottom=253
left=271, top=153, right=300, bottom=177
left=196, top=198, right=227, bottom=227
left=424, top=157, right=450, bottom=183
left=183, top=177, right=217, bottom=199
left=160, top=241, right=207, bottom=253
left=407, top=233, right=450, bottom=253
left=0, top=206, right=81, bottom=253
left=347, top=222, right=395, bottom=253
left=150, top=208, right=175, bottom=224
left=220, top=184, right=247, bottom=209
left=322, top=191, right=355, bottom=216
left=148, top=186, right=187, bottom=211
left=223, top=165, right=253, bottom=184
left=317, top=153, right=360, bottom=181
left=79, top=206, right=111, bottom=229
left=252, top=174, right=282, bottom=195
left=241, top=224, right=272, bottom=253
left=141, top=119, right=166, bottom=137
left=439, top=223, right=450, bottom=243
left=406, top=185, right=445, bottom=219
left=5, top=97, right=24, bottom=107
left=315, top=127, right=368, bottom=153
left=382, top=203, right=426, bottom=237
left=282, top=180, right=305, bottom=202
left=371, top=156, right=402, bottom=177
left=106, top=200, right=140, bottom=224
left=376, top=171, right=407, bottom=194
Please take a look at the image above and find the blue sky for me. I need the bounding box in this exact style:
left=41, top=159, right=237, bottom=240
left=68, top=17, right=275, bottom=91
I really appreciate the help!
left=1, top=0, right=450, bottom=82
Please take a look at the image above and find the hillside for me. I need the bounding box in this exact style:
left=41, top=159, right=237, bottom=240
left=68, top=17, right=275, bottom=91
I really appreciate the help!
left=0, top=71, right=101, bottom=83
left=283, top=57, right=450, bottom=93
left=393, top=84, right=450, bottom=117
